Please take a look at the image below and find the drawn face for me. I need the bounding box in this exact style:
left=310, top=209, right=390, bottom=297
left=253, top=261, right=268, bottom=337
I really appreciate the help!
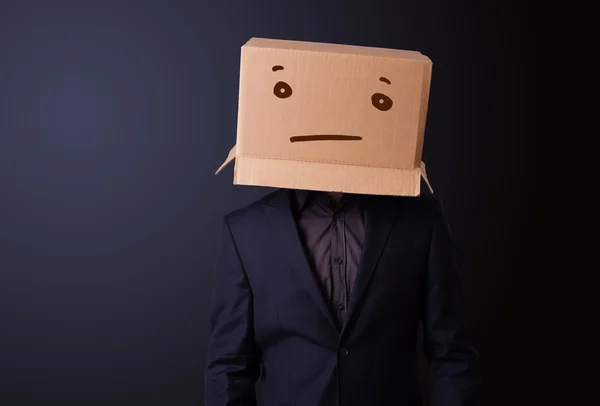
left=238, top=51, right=427, bottom=169
left=271, top=65, right=396, bottom=144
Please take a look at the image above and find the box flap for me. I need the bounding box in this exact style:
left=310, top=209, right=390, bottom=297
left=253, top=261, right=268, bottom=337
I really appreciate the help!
left=232, top=156, right=422, bottom=196
left=420, top=161, right=434, bottom=193
left=215, top=145, right=237, bottom=174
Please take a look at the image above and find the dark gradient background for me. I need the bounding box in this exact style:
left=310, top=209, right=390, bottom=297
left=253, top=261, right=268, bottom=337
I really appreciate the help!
left=0, top=1, right=547, bottom=405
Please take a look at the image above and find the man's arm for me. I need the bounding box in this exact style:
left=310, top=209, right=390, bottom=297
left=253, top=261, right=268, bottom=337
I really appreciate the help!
left=205, top=216, right=260, bottom=406
left=422, top=198, right=482, bottom=406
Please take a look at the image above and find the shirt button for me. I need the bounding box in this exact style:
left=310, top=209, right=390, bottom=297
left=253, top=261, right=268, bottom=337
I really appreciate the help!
left=334, top=257, right=343, bottom=264
left=339, top=348, right=349, bottom=357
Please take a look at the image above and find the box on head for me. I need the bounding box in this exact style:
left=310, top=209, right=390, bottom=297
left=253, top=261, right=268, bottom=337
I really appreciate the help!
left=216, top=37, right=434, bottom=196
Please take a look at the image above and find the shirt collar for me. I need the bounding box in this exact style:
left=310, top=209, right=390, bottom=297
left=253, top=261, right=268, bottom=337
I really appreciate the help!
left=294, top=189, right=367, bottom=213
left=294, top=189, right=313, bottom=212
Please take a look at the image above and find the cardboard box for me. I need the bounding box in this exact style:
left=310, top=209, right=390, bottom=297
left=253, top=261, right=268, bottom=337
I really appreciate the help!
left=216, top=37, right=433, bottom=196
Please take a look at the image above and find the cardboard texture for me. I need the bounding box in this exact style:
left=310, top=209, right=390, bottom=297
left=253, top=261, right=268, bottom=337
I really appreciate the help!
left=216, top=37, right=433, bottom=196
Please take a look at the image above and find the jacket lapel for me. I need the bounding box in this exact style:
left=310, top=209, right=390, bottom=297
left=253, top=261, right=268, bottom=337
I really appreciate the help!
left=263, top=190, right=338, bottom=331
left=343, top=196, right=398, bottom=334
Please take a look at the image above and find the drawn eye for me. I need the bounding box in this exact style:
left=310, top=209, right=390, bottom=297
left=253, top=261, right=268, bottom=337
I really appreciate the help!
left=273, top=81, right=292, bottom=99
left=371, top=93, right=393, bottom=111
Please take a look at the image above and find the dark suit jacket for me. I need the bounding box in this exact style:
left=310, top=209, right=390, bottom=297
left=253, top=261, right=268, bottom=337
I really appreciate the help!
left=205, top=188, right=481, bottom=406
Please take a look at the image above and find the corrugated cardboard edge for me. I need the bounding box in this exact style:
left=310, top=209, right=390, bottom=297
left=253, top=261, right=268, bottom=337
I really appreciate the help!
left=413, top=61, right=433, bottom=167
left=243, top=37, right=431, bottom=62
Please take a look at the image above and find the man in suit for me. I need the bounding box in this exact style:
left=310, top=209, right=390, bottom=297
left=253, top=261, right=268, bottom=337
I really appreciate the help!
left=204, top=184, right=481, bottom=406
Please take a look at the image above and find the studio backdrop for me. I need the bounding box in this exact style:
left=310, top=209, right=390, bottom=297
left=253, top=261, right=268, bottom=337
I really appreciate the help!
left=0, top=1, right=544, bottom=405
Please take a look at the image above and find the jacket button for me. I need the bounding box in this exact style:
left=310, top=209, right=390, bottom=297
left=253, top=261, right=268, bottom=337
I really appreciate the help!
left=339, top=348, right=349, bottom=357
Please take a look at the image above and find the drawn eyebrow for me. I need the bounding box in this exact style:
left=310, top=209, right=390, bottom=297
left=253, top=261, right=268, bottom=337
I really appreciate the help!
left=379, top=77, right=391, bottom=84
left=272, top=65, right=284, bottom=72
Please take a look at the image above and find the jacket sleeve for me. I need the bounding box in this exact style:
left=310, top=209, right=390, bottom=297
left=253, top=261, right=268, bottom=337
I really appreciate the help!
left=205, top=216, right=260, bottom=406
left=422, top=198, right=482, bottom=406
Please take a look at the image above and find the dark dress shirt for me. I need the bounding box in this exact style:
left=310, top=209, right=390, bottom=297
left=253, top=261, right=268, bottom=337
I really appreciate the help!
left=294, top=190, right=366, bottom=328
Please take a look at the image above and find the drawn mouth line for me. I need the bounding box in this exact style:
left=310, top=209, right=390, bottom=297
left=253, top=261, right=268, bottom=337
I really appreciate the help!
left=290, top=135, right=363, bottom=143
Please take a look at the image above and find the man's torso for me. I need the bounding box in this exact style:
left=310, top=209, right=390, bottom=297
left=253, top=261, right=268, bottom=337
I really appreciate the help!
left=222, top=188, right=437, bottom=405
